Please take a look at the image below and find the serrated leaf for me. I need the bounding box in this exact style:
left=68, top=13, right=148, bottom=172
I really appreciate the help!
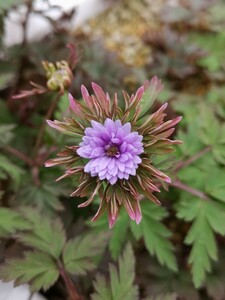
left=88, top=209, right=130, bottom=260
left=213, top=144, right=225, bottom=165
left=190, top=32, right=225, bottom=72
left=109, top=212, right=130, bottom=260
left=92, top=274, right=113, bottom=300
left=205, top=168, right=225, bottom=202
left=17, top=208, right=66, bottom=259
left=91, top=243, right=139, bottom=300
left=0, top=208, right=30, bottom=237
left=176, top=198, right=225, bottom=287
left=17, top=182, right=65, bottom=212
left=145, top=258, right=198, bottom=300
left=199, top=105, right=219, bottom=145
left=138, top=201, right=177, bottom=271
left=0, top=251, right=59, bottom=292
left=0, top=154, right=24, bottom=185
left=63, top=232, right=109, bottom=275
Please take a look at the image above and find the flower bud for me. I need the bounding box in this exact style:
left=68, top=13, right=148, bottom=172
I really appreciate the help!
left=42, top=60, right=73, bottom=94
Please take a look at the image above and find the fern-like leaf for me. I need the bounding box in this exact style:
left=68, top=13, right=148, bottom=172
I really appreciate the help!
left=176, top=197, right=225, bottom=287
left=89, top=209, right=130, bottom=260
left=134, top=201, right=177, bottom=271
left=17, top=207, right=66, bottom=259
left=63, top=232, right=110, bottom=275
left=0, top=251, right=59, bottom=292
left=0, top=208, right=30, bottom=237
left=91, top=243, right=139, bottom=300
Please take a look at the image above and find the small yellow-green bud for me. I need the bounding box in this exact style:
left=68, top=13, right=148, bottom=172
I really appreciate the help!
left=42, top=60, right=73, bottom=94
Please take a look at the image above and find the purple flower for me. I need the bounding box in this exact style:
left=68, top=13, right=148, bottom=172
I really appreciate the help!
left=45, top=77, right=182, bottom=227
left=77, top=119, right=144, bottom=185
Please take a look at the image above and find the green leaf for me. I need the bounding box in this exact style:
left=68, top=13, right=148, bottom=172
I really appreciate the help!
left=88, top=209, right=130, bottom=260
left=0, top=251, right=59, bottom=292
left=137, top=201, right=177, bottom=271
left=92, top=275, right=113, bottom=300
left=176, top=198, right=225, bottom=287
left=205, top=255, right=225, bottom=300
left=0, top=208, right=30, bottom=237
left=190, top=32, right=225, bottom=72
left=213, top=144, right=225, bottom=165
left=176, top=122, right=204, bottom=157
left=91, top=243, right=139, bottom=300
left=63, top=232, right=110, bottom=275
left=145, top=259, right=198, bottom=300
left=17, top=182, right=65, bottom=212
left=199, top=105, right=219, bottom=145
left=0, top=154, right=24, bottom=185
left=109, top=213, right=130, bottom=260
left=205, top=168, right=225, bottom=202
left=0, top=124, right=16, bottom=144
left=17, top=208, right=66, bottom=259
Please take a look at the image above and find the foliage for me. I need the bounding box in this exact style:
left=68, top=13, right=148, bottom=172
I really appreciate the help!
left=63, top=233, right=110, bottom=275
left=0, top=208, right=109, bottom=292
left=91, top=243, right=139, bottom=300
left=1, top=251, right=60, bottom=292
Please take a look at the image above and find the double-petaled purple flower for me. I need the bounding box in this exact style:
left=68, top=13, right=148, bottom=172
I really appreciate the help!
left=77, top=119, right=143, bottom=184
left=46, top=76, right=182, bottom=227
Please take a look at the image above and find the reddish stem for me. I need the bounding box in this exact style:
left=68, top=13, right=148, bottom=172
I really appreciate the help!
left=170, top=179, right=209, bottom=201
left=4, top=145, right=33, bottom=166
left=175, top=146, right=211, bottom=171
left=58, top=261, right=82, bottom=300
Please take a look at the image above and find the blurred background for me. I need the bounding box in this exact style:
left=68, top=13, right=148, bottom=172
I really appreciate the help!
left=1, top=0, right=225, bottom=299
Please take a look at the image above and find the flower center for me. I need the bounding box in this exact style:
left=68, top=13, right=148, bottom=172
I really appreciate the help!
left=105, top=145, right=119, bottom=157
